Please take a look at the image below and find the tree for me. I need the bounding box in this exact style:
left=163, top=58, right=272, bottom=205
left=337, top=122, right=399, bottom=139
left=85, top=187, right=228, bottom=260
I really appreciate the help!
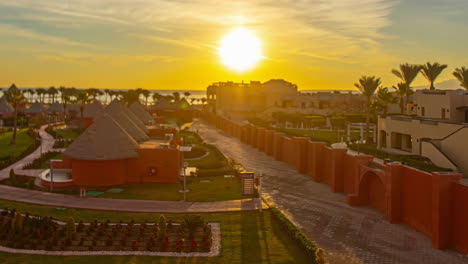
left=201, top=97, right=207, bottom=104
left=172, top=92, right=180, bottom=102
left=86, top=88, right=103, bottom=101
left=103, top=89, right=111, bottom=104
left=421, top=62, right=448, bottom=90
left=184, top=92, right=191, bottom=99
left=59, top=87, right=74, bottom=119
left=376, top=87, right=397, bottom=115
left=152, top=92, right=162, bottom=103
left=140, top=89, right=151, bottom=106
left=190, top=98, right=196, bottom=104
left=121, top=90, right=140, bottom=106
left=48, top=86, right=58, bottom=103
left=74, top=90, right=91, bottom=119
left=26, top=89, right=35, bottom=103
left=4, top=84, right=26, bottom=145
left=391, top=63, right=421, bottom=113
left=36, top=88, right=46, bottom=103
left=392, top=83, right=410, bottom=114
left=354, top=76, right=382, bottom=141
left=453, top=67, right=468, bottom=90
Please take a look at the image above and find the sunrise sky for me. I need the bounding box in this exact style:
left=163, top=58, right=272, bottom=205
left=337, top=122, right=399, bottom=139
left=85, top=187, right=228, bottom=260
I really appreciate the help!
left=0, top=0, right=467, bottom=91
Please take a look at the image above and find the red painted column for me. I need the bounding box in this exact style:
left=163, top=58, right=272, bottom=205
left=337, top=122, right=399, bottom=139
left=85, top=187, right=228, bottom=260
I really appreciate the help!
left=431, top=172, right=462, bottom=249
left=273, top=133, right=285, bottom=161
left=385, top=163, right=404, bottom=223
left=250, top=126, right=258, bottom=147
left=306, top=142, right=326, bottom=182
left=293, top=137, right=310, bottom=174
left=330, top=148, right=347, bottom=193
left=264, top=130, right=274, bottom=156
left=257, top=127, right=266, bottom=152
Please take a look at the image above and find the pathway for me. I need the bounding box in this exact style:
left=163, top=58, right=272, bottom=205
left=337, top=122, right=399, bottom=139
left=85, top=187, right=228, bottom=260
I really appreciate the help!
left=0, top=124, right=56, bottom=181
left=0, top=184, right=265, bottom=213
left=191, top=119, right=468, bottom=264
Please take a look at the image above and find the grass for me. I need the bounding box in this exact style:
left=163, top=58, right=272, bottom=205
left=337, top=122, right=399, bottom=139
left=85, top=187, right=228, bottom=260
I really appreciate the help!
left=278, top=128, right=361, bottom=145
left=0, top=129, right=35, bottom=160
left=54, top=128, right=81, bottom=140
left=348, top=144, right=452, bottom=173
left=186, top=144, right=227, bottom=169
left=0, top=199, right=311, bottom=264
left=97, top=176, right=254, bottom=202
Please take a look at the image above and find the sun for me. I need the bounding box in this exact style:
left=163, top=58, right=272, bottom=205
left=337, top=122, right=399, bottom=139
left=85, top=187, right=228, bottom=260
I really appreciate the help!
left=218, top=28, right=263, bottom=71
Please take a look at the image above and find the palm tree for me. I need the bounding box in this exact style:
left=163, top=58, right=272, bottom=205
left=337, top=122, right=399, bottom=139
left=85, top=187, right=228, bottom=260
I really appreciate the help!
left=184, top=92, right=191, bottom=99
left=121, top=90, right=140, bottom=106
left=103, top=89, right=111, bottom=104
left=36, top=88, right=46, bottom=103
left=75, top=90, right=91, bottom=119
left=140, top=89, right=151, bottom=106
left=421, top=62, right=448, bottom=90
left=172, top=92, right=180, bottom=103
left=392, top=83, right=410, bottom=114
left=59, top=87, right=74, bottom=118
left=190, top=98, right=196, bottom=105
left=152, top=92, right=162, bottom=103
left=201, top=97, right=207, bottom=105
left=376, top=87, right=397, bottom=115
left=4, top=84, right=26, bottom=145
left=86, top=88, right=103, bottom=101
left=391, top=63, right=422, bottom=113
left=354, top=76, right=382, bottom=141
left=453, top=67, right=468, bottom=90
left=48, top=86, right=58, bottom=103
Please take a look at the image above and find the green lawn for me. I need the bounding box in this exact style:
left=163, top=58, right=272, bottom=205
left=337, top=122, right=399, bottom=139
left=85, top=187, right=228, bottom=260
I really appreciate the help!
left=39, top=152, right=63, bottom=169
left=0, top=199, right=311, bottom=264
left=0, top=129, right=34, bottom=160
left=186, top=144, right=226, bottom=169
left=279, top=128, right=361, bottom=144
left=54, top=128, right=81, bottom=140
left=98, top=176, right=254, bottom=202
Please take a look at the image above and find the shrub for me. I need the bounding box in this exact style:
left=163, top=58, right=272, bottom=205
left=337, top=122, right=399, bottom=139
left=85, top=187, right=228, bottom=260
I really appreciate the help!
left=66, top=217, right=76, bottom=238
left=271, top=207, right=319, bottom=262
left=315, top=248, right=327, bottom=264
left=158, top=215, right=166, bottom=240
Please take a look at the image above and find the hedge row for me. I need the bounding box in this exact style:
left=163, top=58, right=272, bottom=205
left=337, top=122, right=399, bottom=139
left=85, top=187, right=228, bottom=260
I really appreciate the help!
left=0, top=129, right=40, bottom=170
left=23, top=151, right=61, bottom=170
left=270, top=207, right=319, bottom=263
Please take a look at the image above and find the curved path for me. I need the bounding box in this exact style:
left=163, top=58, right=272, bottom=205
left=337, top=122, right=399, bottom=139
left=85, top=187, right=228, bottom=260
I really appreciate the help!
left=191, top=119, right=468, bottom=264
left=0, top=124, right=56, bottom=181
left=0, top=123, right=265, bottom=213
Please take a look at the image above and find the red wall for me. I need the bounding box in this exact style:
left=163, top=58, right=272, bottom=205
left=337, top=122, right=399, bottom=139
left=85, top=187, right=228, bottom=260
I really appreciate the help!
left=201, top=112, right=468, bottom=254
left=71, top=159, right=128, bottom=186
left=127, top=148, right=180, bottom=183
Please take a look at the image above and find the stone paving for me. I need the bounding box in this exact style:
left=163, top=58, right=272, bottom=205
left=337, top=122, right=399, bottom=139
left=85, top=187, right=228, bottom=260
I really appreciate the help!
left=192, top=119, right=468, bottom=264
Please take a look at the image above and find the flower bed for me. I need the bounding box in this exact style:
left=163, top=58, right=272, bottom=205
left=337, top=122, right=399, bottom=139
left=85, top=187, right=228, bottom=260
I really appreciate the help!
left=0, top=210, right=217, bottom=255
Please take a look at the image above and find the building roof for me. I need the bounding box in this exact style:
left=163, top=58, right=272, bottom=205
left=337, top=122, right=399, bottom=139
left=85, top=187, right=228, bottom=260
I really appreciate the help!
left=48, top=102, right=64, bottom=113
left=26, top=102, right=45, bottom=113
left=63, top=113, right=139, bottom=161
left=104, top=100, right=149, bottom=142
left=0, top=97, right=14, bottom=113
left=129, top=102, right=153, bottom=123
left=175, top=98, right=190, bottom=110
left=83, top=100, right=103, bottom=118
left=150, top=99, right=174, bottom=110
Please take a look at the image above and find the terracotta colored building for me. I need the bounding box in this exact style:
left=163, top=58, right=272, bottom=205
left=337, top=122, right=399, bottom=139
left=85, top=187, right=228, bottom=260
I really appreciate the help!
left=53, top=100, right=182, bottom=187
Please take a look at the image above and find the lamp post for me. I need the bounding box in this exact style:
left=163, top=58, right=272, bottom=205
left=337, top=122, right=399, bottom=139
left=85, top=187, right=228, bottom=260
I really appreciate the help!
left=49, top=160, right=55, bottom=192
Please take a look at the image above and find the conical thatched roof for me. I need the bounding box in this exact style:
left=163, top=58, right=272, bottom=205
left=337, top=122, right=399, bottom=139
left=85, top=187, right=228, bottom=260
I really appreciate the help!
left=150, top=99, right=174, bottom=110
left=26, top=102, right=45, bottom=113
left=48, top=102, right=63, bottom=113
left=83, top=100, right=103, bottom=118
left=104, top=100, right=149, bottom=142
left=0, top=97, right=14, bottom=113
left=63, top=113, right=139, bottom=161
left=129, top=102, right=153, bottom=123
left=122, top=103, right=148, bottom=133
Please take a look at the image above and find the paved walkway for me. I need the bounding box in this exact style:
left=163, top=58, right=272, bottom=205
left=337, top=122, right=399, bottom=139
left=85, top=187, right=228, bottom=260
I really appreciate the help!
left=0, top=124, right=56, bottom=181
left=192, top=119, right=468, bottom=264
left=0, top=185, right=264, bottom=213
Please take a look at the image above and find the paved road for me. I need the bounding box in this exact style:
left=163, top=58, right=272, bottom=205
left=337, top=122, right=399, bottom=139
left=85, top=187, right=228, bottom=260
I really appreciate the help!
left=192, top=119, right=468, bottom=264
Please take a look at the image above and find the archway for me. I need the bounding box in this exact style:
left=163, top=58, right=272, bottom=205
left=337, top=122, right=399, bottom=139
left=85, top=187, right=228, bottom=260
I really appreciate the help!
left=359, top=171, right=386, bottom=213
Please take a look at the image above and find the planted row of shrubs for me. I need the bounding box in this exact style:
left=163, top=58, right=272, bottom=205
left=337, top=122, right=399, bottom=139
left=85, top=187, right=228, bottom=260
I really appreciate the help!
left=0, top=129, right=40, bottom=170
left=23, top=151, right=61, bottom=170
left=270, top=207, right=325, bottom=264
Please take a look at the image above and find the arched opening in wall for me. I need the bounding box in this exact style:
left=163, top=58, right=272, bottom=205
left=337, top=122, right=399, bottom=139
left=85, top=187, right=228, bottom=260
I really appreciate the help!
left=359, top=171, right=386, bottom=213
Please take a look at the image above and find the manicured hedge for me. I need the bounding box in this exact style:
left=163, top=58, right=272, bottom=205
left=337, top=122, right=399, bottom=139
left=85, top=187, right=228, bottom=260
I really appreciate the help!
left=270, top=207, right=319, bottom=263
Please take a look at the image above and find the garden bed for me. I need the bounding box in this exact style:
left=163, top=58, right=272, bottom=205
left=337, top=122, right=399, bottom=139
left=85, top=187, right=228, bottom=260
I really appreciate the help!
left=0, top=210, right=219, bottom=256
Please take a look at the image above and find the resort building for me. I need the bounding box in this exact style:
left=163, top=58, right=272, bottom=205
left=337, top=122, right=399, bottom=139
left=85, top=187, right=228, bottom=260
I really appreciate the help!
left=378, top=89, right=468, bottom=176
left=0, top=97, right=14, bottom=118
left=50, top=100, right=183, bottom=187
left=206, top=79, right=366, bottom=120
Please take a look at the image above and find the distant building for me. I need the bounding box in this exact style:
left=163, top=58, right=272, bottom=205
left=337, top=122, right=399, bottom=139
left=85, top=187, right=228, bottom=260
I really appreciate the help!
left=206, top=79, right=366, bottom=120
left=378, top=89, right=468, bottom=176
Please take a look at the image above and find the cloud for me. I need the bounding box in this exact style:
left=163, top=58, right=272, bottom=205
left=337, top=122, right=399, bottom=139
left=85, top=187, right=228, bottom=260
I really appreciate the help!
left=0, top=23, right=96, bottom=48
left=37, top=53, right=178, bottom=66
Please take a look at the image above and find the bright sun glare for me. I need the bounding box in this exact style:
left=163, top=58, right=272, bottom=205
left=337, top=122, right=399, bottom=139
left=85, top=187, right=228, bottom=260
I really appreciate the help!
left=218, top=28, right=262, bottom=71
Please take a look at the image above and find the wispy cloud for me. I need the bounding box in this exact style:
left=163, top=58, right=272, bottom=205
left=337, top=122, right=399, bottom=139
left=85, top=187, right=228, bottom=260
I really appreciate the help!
left=37, top=53, right=178, bottom=66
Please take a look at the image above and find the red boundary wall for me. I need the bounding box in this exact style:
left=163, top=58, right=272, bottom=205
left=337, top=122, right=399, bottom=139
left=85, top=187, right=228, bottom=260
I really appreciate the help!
left=200, top=112, right=468, bottom=254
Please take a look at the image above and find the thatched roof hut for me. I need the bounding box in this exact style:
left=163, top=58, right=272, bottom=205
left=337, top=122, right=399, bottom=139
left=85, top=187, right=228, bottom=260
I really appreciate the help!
left=26, top=102, right=45, bottom=113
left=0, top=97, right=14, bottom=113
left=150, top=99, right=174, bottom=110
left=104, top=100, right=149, bottom=142
left=63, top=113, right=139, bottom=160
left=83, top=100, right=103, bottom=118
left=129, top=102, right=153, bottom=123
